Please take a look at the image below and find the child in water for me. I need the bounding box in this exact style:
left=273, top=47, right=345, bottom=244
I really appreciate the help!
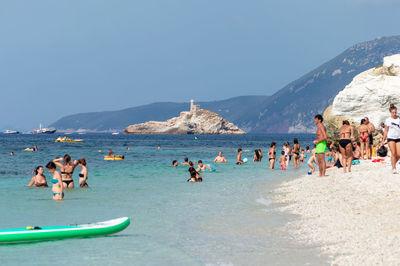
left=300, top=150, right=305, bottom=163
left=279, top=151, right=286, bottom=170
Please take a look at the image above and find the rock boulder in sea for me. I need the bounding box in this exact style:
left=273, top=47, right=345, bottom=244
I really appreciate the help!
left=124, top=102, right=246, bottom=135
left=324, top=54, right=400, bottom=144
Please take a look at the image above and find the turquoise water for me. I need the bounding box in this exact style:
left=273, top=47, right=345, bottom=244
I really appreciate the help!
left=0, top=134, right=327, bottom=265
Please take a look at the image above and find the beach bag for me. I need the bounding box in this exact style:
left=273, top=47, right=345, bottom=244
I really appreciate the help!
left=377, top=146, right=388, bottom=157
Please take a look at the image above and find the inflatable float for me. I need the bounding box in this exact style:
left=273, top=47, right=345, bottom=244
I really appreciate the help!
left=104, top=156, right=124, bottom=161
left=0, top=217, right=130, bottom=244
left=55, top=139, right=83, bottom=143
left=24, top=148, right=33, bottom=151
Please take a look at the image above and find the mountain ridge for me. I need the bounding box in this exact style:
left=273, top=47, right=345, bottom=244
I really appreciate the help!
left=51, top=35, right=400, bottom=133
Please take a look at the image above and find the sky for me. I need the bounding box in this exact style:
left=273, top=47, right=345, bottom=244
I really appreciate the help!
left=1, top=0, right=400, bottom=130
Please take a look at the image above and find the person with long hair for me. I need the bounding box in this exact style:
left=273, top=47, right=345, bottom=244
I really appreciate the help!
left=358, top=119, right=370, bottom=160
left=381, top=104, right=400, bottom=174
left=77, top=158, right=88, bottom=188
left=27, top=166, right=48, bottom=187
left=53, top=154, right=77, bottom=188
left=268, top=142, right=277, bottom=169
left=46, top=161, right=63, bottom=200
left=293, top=138, right=301, bottom=168
left=253, top=149, right=262, bottom=162
left=339, top=120, right=354, bottom=173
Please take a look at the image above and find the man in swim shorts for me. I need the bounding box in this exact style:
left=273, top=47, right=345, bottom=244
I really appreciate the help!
left=313, top=114, right=327, bottom=177
left=365, top=117, right=375, bottom=159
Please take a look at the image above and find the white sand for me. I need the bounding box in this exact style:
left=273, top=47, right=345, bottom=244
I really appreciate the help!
left=274, top=160, right=400, bottom=265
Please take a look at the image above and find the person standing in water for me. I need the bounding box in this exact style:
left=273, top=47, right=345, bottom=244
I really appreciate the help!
left=381, top=104, right=400, bottom=174
left=77, top=158, right=88, bottom=188
left=46, top=162, right=63, bottom=200
left=268, top=142, right=277, bottom=169
left=293, top=138, right=301, bottom=168
left=339, top=120, right=354, bottom=173
left=214, top=152, right=227, bottom=163
left=314, top=114, right=327, bottom=177
left=236, top=149, right=244, bottom=164
left=53, top=154, right=77, bottom=188
left=365, top=117, right=375, bottom=159
left=27, top=166, right=48, bottom=187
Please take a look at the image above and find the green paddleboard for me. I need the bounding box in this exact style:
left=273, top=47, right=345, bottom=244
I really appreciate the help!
left=0, top=217, right=130, bottom=244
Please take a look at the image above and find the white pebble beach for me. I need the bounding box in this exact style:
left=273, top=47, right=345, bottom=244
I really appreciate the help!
left=274, top=159, right=400, bottom=265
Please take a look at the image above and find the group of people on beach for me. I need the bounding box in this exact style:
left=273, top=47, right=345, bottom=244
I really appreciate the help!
left=311, top=103, right=400, bottom=176
left=27, top=154, right=88, bottom=200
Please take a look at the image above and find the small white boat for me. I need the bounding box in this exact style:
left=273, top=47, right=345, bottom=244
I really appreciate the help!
left=112, top=132, right=120, bottom=135
left=4, top=130, right=19, bottom=134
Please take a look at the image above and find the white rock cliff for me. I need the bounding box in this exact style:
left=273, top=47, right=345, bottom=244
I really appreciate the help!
left=332, top=54, right=400, bottom=127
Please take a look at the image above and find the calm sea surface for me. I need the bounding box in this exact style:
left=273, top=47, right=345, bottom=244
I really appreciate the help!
left=0, top=134, right=328, bottom=265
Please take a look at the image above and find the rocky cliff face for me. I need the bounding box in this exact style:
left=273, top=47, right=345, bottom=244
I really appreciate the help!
left=324, top=54, right=400, bottom=144
left=124, top=109, right=245, bottom=135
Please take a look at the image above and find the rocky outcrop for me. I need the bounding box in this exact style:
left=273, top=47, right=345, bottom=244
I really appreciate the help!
left=324, top=54, right=400, bottom=144
left=124, top=109, right=246, bottom=135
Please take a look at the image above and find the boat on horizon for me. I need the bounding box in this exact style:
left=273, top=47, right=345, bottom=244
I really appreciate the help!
left=3, top=130, right=20, bottom=134
left=32, top=124, right=57, bottom=134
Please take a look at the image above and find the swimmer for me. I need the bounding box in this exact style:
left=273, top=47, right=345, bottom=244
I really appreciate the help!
left=27, top=166, right=48, bottom=187
left=307, top=147, right=317, bottom=173
left=293, top=138, right=301, bottom=168
left=62, top=135, right=68, bottom=141
left=33, top=145, right=38, bottom=151
left=108, top=149, right=114, bottom=157
left=77, top=158, right=88, bottom=188
left=279, top=151, right=286, bottom=170
left=126, top=147, right=131, bottom=151
left=365, top=117, right=375, bottom=159
left=314, top=114, right=327, bottom=177
left=180, top=157, right=190, bottom=166
left=188, top=161, right=202, bottom=182
left=305, top=146, right=311, bottom=153
left=46, top=161, right=63, bottom=200
left=214, top=152, right=227, bottom=163
left=172, top=160, right=178, bottom=167
left=56, top=136, right=62, bottom=141
left=268, top=142, right=277, bottom=169
left=53, top=154, right=77, bottom=188
left=339, top=120, right=354, bottom=173
left=253, top=149, right=262, bottom=162
left=300, top=150, right=305, bottom=163
left=236, top=149, right=244, bottom=165
left=196, top=160, right=212, bottom=172
left=10, top=152, right=14, bottom=156
left=157, top=146, right=161, bottom=150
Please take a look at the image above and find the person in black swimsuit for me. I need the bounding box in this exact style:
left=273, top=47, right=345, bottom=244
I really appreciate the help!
left=188, top=161, right=202, bottom=182
left=339, top=120, right=354, bottom=173
left=77, top=158, right=88, bottom=188
left=53, top=154, right=78, bottom=188
left=268, top=142, right=277, bottom=169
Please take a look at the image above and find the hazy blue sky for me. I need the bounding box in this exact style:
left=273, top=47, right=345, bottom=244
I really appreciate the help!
left=1, top=0, right=400, bottom=130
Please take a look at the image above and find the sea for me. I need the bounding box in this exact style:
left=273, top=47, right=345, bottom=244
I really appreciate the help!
left=0, top=133, right=328, bottom=265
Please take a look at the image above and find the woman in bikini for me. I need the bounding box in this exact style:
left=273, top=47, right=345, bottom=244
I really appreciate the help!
left=77, top=158, right=88, bottom=188
left=46, top=162, right=63, bottom=200
left=358, top=119, right=370, bottom=160
left=339, top=120, right=354, bottom=173
left=381, top=104, right=400, bottom=174
left=27, top=166, right=48, bottom=187
left=268, top=142, right=277, bottom=169
left=293, top=138, right=301, bottom=168
left=53, top=154, right=77, bottom=188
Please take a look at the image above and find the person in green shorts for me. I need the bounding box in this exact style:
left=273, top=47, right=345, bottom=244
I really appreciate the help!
left=313, top=114, right=327, bottom=177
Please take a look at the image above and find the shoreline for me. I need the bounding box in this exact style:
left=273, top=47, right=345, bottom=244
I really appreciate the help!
left=274, top=159, right=400, bottom=265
